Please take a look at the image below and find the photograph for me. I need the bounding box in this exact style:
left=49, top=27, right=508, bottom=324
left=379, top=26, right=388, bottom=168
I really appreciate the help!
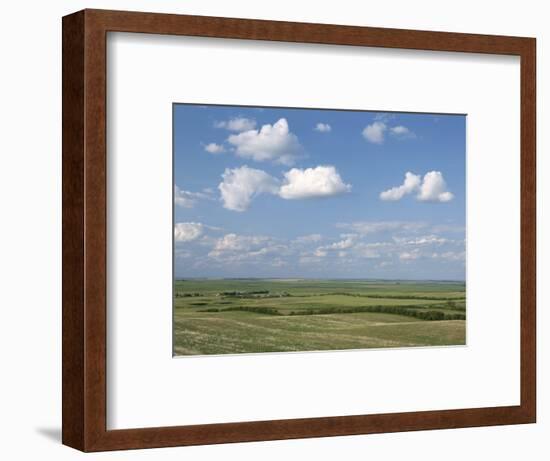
left=173, top=104, right=466, bottom=356
left=0, top=1, right=538, bottom=456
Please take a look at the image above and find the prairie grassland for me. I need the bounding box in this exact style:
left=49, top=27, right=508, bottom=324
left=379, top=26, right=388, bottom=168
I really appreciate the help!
left=173, top=279, right=466, bottom=356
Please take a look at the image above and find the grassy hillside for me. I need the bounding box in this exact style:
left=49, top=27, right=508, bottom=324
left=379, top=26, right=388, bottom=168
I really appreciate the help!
left=173, top=279, right=466, bottom=355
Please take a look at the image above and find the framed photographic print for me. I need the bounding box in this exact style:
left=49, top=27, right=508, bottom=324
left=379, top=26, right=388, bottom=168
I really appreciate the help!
left=62, top=9, right=536, bottom=451
left=172, top=104, right=467, bottom=356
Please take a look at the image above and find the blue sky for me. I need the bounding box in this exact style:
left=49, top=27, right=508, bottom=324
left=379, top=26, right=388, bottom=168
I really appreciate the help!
left=174, top=104, right=465, bottom=280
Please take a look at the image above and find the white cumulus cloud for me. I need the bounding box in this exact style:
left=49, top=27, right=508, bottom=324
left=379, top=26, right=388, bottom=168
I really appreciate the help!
left=389, top=125, right=416, bottom=139
left=279, top=166, right=351, bottom=200
left=174, top=222, right=204, bottom=242
left=363, top=121, right=415, bottom=143
left=218, top=166, right=279, bottom=212
left=227, top=118, right=302, bottom=165
left=314, top=123, right=331, bottom=132
left=203, top=142, right=225, bottom=154
left=218, top=165, right=352, bottom=211
left=380, top=172, right=421, bottom=201
left=214, top=117, right=257, bottom=132
left=417, top=171, right=455, bottom=202
left=390, top=125, right=409, bottom=135
left=380, top=171, right=454, bottom=203
left=362, top=121, right=387, bottom=144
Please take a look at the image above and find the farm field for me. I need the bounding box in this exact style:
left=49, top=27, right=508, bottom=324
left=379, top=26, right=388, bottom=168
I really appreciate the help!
left=173, top=279, right=466, bottom=356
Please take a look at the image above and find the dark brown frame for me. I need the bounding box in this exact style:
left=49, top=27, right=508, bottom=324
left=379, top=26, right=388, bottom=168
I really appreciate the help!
left=62, top=8, right=536, bottom=452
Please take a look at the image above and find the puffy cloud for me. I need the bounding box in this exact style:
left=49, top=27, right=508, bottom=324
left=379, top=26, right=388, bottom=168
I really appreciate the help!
left=417, top=171, right=455, bottom=202
left=204, top=142, right=225, bottom=154
left=380, top=171, right=454, bottom=203
left=278, top=166, right=351, bottom=200
left=227, top=118, right=302, bottom=165
left=362, top=121, right=387, bottom=144
left=380, top=172, right=421, bottom=201
left=390, top=125, right=409, bottom=135
left=218, top=165, right=352, bottom=211
left=218, top=166, right=279, bottom=212
left=363, top=119, right=415, bottom=144
left=214, top=117, right=257, bottom=132
left=174, top=222, right=204, bottom=242
left=314, top=122, right=331, bottom=132
left=174, top=185, right=213, bottom=208
left=389, top=125, right=416, bottom=138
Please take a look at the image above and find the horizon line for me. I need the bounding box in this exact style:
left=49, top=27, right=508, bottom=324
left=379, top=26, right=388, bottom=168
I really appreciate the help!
left=174, top=277, right=466, bottom=283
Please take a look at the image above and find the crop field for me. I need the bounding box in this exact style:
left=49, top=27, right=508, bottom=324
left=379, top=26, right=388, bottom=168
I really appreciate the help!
left=173, top=279, right=466, bottom=356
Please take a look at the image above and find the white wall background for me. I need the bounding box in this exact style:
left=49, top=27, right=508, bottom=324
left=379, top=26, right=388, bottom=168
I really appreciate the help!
left=0, top=0, right=546, bottom=459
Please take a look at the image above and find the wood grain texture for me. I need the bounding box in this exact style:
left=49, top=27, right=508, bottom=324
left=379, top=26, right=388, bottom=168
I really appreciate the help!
left=62, top=9, right=536, bottom=452
left=62, top=10, right=85, bottom=451
left=520, top=38, right=537, bottom=420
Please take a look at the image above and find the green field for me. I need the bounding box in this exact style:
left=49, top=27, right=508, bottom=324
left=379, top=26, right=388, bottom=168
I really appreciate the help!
left=173, top=279, right=466, bottom=356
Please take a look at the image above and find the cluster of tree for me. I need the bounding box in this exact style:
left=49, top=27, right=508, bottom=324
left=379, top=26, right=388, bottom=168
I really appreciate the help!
left=316, top=292, right=465, bottom=301
left=288, top=305, right=465, bottom=321
left=196, top=304, right=466, bottom=321
left=221, top=290, right=269, bottom=295
left=175, top=292, right=203, bottom=298
left=198, top=306, right=282, bottom=316
left=445, top=301, right=466, bottom=311
left=219, top=290, right=290, bottom=299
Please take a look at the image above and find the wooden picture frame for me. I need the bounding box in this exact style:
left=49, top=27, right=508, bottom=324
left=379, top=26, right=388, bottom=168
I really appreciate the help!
left=62, top=9, right=536, bottom=452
